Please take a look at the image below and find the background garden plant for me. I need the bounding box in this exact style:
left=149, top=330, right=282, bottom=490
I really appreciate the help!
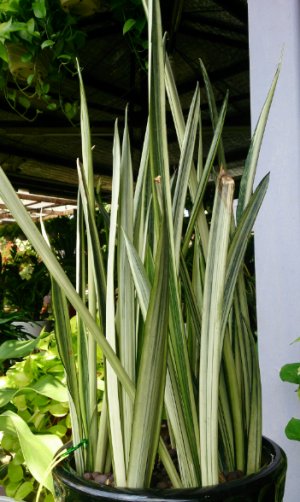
left=0, top=238, right=49, bottom=318
left=0, top=329, right=67, bottom=501
left=0, top=322, right=104, bottom=500
left=0, top=0, right=280, bottom=494
left=280, top=342, right=300, bottom=442
left=0, top=0, right=86, bottom=120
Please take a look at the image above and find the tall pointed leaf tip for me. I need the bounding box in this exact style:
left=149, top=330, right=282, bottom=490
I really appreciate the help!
left=236, top=61, right=281, bottom=222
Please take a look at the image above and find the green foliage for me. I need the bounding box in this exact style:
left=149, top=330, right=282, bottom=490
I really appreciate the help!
left=0, top=0, right=86, bottom=120
left=111, top=0, right=148, bottom=70
left=0, top=222, right=26, bottom=240
left=0, top=331, right=66, bottom=500
left=285, top=418, right=300, bottom=441
left=0, top=218, right=80, bottom=319
left=0, top=337, right=39, bottom=366
left=280, top=356, right=300, bottom=441
left=280, top=363, right=300, bottom=385
left=41, top=216, right=77, bottom=287
left=0, top=311, right=30, bottom=339
left=0, top=323, right=104, bottom=500
left=0, top=238, right=50, bottom=318
left=0, top=410, right=62, bottom=500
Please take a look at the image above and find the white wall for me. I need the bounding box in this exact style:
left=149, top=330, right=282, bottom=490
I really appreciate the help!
left=248, top=1, right=300, bottom=500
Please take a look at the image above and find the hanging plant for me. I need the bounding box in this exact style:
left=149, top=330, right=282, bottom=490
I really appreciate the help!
left=111, top=0, right=148, bottom=71
left=0, top=0, right=87, bottom=121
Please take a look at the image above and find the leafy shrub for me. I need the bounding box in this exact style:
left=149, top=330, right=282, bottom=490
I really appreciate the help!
left=0, top=238, right=50, bottom=318
left=280, top=345, right=300, bottom=441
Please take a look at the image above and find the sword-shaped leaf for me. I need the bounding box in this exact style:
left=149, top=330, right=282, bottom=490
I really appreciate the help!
left=199, top=172, right=234, bottom=486
left=236, top=63, right=280, bottom=222
left=105, top=119, right=127, bottom=486
left=127, top=223, right=169, bottom=487
left=222, top=174, right=270, bottom=333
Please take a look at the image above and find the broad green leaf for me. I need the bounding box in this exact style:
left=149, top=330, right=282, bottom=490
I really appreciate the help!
left=48, top=403, right=68, bottom=417
left=3, top=20, right=27, bottom=34
left=26, top=18, right=35, bottom=34
left=285, top=418, right=300, bottom=441
left=31, top=375, right=68, bottom=402
left=280, top=363, right=300, bottom=385
left=32, top=0, right=46, bottom=18
left=41, top=39, right=55, bottom=49
left=15, top=480, right=35, bottom=500
left=47, top=102, right=57, bottom=111
left=0, top=19, right=12, bottom=37
left=0, top=42, right=8, bottom=62
left=8, top=463, right=23, bottom=482
left=0, top=1, right=17, bottom=13
left=48, top=423, right=67, bottom=437
left=27, top=73, right=34, bottom=85
left=0, top=411, right=62, bottom=493
left=123, top=19, right=136, bottom=35
left=0, top=389, right=16, bottom=408
left=0, top=338, right=38, bottom=362
left=18, top=95, right=31, bottom=109
left=0, top=375, right=67, bottom=408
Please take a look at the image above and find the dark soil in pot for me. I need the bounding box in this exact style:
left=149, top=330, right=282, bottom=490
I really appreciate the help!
left=52, top=437, right=287, bottom=502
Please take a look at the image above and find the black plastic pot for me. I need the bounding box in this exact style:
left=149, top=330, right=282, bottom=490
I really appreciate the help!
left=53, top=437, right=287, bottom=502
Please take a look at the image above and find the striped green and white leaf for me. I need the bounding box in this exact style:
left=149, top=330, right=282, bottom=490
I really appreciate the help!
left=237, top=63, right=281, bottom=222
left=105, top=119, right=127, bottom=486
left=199, top=172, right=234, bottom=487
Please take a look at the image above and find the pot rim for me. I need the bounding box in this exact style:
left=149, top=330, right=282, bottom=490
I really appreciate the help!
left=53, top=436, right=287, bottom=501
